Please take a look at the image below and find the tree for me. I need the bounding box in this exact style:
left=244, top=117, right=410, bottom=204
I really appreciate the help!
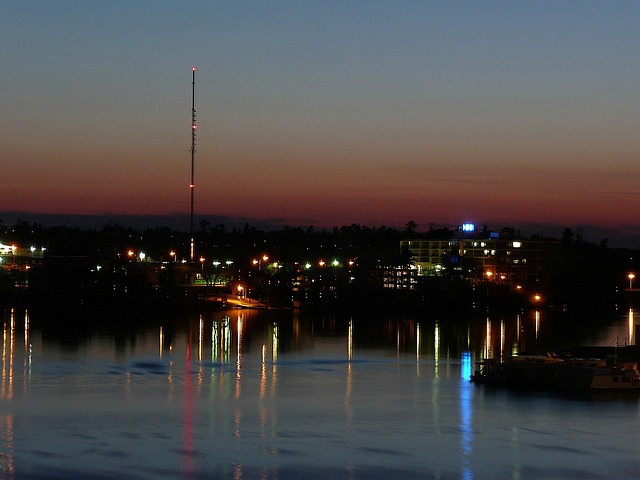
left=561, top=228, right=574, bottom=247
left=404, top=220, right=418, bottom=235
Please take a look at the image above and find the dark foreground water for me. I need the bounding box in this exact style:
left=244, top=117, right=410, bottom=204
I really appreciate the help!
left=2, top=307, right=640, bottom=479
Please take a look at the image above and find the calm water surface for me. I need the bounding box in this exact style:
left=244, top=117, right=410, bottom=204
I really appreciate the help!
left=2, top=307, right=640, bottom=479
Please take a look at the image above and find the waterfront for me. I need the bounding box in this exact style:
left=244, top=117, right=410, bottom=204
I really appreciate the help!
left=2, top=307, right=640, bottom=479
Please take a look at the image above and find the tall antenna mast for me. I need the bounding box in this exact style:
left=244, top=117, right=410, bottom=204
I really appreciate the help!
left=189, top=67, right=197, bottom=262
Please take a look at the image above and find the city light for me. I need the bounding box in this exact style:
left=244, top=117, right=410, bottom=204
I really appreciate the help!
left=2, top=215, right=632, bottom=318
left=252, top=255, right=269, bottom=270
left=0, top=243, right=15, bottom=255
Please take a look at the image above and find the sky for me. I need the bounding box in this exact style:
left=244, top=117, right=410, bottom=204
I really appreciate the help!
left=1, top=1, right=639, bottom=245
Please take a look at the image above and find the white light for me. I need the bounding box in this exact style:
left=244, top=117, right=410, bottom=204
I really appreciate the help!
left=513, top=241, right=521, bottom=248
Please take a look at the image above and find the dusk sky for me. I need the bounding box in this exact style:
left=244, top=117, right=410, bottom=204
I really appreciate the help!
left=2, top=2, right=639, bottom=243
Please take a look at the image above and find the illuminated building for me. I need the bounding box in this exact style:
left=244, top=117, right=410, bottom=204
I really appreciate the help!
left=400, top=224, right=558, bottom=288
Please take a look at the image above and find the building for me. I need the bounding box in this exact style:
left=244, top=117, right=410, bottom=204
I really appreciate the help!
left=400, top=224, right=558, bottom=289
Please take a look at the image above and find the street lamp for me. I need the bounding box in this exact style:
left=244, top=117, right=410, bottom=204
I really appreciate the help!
left=628, top=273, right=635, bottom=291
left=252, top=255, right=269, bottom=271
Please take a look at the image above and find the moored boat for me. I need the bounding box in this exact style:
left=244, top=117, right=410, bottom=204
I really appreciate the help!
left=471, top=354, right=640, bottom=393
left=562, top=358, right=640, bottom=392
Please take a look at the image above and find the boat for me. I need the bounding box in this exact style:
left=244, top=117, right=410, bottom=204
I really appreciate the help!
left=471, top=354, right=640, bottom=393
left=561, top=358, right=640, bottom=392
left=470, top=358, right=506, bottom=385
left=471, top=353, right=563, bottom=387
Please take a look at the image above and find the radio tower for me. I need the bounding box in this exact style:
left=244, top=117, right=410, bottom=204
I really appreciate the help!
left=189, top=67, right=197, bottom=262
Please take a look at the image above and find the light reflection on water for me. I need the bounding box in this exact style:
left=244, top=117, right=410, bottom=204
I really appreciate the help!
left=460, top=352, right=473, bottom=480
left=1, top=307, right=640, bottom=479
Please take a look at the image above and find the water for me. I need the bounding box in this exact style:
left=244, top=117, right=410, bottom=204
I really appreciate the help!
left=2, top=307, right=640, bottom=479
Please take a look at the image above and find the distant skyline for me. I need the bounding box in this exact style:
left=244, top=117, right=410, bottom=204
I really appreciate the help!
left=2, top=2, right=639, bottom=246
left=1, top=211, right=637, bottom=251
